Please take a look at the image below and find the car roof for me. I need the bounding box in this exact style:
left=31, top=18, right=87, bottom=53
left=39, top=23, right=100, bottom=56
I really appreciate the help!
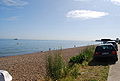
left=98, top=43, right=113, bottom=46
left=107, top=41, right=116, bottom=42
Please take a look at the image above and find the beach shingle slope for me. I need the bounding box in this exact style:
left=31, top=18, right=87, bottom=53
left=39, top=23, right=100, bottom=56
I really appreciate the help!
left=0, top=46, right=88, bottom=81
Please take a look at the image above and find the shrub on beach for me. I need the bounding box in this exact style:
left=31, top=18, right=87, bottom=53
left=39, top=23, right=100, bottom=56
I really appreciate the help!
left=69, top=46, right=95, bottom=64
left=46, top=46, right=95, bottom=81
left=45, top=45, right=108, bottom=81
left=46, top=51, right=80, bottom=81
left=47, top=51, right=65, bottom=80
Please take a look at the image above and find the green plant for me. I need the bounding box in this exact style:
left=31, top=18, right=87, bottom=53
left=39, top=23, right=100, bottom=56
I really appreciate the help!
left=90, top=80, right=97, bottom=81
left=47, top=51, right=65, bottom=80
left=69, top=64, right=80, bottom=78
left=69, top=46, right=95, bottom=64
left=46, top=45, right=109, bottom=81
left=59, top=76, right=75, bottom=81
left=69, top=53, right=85, bottom=64
left=46, top=51, right=80, bottom=81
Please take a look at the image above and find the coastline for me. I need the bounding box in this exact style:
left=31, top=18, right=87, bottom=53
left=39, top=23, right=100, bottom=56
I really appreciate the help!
left=0, top=45, right=92, bottom=81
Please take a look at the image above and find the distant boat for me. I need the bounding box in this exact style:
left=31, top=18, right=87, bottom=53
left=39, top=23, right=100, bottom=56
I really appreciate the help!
left=14, top=38, right=18, bottom=40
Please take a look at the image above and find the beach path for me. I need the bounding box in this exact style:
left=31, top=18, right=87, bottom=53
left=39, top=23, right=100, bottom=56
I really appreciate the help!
left=107, top=45, right=120, bottom=81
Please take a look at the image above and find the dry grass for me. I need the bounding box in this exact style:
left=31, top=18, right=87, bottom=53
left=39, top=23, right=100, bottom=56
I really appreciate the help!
left=76, top=65, right=109, bottom=81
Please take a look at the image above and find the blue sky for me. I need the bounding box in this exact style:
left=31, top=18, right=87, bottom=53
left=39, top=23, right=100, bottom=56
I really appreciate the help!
left=0, top=0, right=120, bottom=40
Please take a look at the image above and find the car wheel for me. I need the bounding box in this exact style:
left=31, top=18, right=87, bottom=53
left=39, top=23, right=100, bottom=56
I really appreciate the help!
left=113, top=56, right=118, bottom=62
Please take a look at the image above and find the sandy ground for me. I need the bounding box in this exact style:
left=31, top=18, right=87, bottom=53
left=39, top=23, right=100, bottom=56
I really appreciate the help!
left=107, top=45, right=120, bottom=81
left=0, top=46, right=88, bottom=81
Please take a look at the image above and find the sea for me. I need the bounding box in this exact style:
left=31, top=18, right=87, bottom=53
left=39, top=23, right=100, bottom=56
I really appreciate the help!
left=0, top=39, right=98, bottom=57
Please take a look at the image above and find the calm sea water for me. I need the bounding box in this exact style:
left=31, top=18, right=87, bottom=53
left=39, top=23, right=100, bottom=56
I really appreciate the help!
left=0, top=39, right=98, bottom=57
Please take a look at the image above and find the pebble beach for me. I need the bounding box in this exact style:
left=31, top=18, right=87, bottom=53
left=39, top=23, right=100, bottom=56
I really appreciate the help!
left=0, top=46, right=89, bottom=81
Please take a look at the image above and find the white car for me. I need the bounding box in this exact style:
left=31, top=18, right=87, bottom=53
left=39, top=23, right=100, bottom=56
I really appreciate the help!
left=0, top=70, right=12, bottom=81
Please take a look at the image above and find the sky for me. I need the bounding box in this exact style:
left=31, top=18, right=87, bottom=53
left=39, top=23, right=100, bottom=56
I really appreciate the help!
left=0, top=0, right=120, bottom=41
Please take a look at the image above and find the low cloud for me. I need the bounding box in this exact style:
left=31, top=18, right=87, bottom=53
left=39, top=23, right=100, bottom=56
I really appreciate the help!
left=66, top=10, right=109, bottom=19
left=111, top=0, right=120, bottom=6
left=2, top=0, right=28, bottom=6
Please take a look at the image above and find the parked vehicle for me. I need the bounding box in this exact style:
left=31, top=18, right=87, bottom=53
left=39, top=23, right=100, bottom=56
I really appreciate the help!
left=94, top=44, right=118, bottom=61
left=107, top=41, right=118, bottom=51
left=0, top=70, right=12, bottom=81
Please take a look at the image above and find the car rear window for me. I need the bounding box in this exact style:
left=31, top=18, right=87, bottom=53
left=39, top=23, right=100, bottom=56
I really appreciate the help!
left=95, top=45, right=115, bottom=52
left=108, top=42, right=116, bottom=45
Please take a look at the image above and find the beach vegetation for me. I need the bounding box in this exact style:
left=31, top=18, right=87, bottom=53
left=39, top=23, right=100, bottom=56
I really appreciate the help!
left=46, top=51, right=80, bottom=81
left=46, top=45, right=109, bottom=81
left=69, top=45, right=95, bottom=65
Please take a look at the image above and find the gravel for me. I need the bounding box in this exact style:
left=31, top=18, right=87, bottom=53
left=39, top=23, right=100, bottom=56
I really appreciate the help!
left=0, top=46, right=88, bottom=81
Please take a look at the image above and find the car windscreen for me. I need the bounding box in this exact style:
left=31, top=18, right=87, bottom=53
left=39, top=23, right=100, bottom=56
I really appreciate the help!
left=95, top=45, right=115, bottom=52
